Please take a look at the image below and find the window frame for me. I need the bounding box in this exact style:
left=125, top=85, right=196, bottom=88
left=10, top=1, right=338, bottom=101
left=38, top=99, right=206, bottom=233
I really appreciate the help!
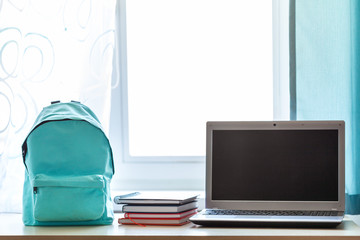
left=109, top=0, right=289, bottom=190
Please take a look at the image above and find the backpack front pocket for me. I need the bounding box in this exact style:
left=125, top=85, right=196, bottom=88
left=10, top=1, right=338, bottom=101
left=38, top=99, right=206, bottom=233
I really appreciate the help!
left=31, top=174, right=106, bottom=222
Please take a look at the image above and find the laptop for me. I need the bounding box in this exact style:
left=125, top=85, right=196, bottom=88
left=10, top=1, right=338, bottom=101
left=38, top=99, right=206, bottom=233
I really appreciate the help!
left=190, top=121, right=345, bottom=227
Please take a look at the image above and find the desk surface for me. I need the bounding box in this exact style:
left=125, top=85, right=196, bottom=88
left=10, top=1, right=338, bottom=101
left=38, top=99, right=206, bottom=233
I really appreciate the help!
left=1, top=214, right=360, bottom=240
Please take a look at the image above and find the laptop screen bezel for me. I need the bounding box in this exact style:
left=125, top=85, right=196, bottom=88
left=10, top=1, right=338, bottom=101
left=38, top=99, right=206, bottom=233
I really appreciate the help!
left=206, top=121, right=345, bottom=212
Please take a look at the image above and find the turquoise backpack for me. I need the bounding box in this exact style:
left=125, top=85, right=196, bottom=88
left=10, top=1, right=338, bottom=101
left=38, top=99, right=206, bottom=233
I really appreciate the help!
left=22, top=101, right=114, bottom=226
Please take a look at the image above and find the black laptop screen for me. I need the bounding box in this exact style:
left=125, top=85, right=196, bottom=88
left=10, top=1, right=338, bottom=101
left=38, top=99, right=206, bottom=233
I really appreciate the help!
left=212, top=130, right=338, bottom=201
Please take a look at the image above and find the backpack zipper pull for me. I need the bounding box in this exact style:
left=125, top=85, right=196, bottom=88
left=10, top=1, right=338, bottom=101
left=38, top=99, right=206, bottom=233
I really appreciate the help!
left=33, top=187, right=38, bottom=194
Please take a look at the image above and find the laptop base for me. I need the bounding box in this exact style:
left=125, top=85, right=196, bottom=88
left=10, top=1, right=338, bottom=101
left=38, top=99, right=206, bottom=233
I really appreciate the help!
left=190, top=209, right=344, bottom=228
left=190, top=219, right=343, bottom=228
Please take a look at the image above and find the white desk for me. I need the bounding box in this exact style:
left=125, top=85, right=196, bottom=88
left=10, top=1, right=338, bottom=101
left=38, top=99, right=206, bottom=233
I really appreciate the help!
left=1, top=214, right=360, bottom=240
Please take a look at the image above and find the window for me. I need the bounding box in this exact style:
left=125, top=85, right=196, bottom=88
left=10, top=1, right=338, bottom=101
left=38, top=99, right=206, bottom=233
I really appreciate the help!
left=110, top=0, right=289, bottom=190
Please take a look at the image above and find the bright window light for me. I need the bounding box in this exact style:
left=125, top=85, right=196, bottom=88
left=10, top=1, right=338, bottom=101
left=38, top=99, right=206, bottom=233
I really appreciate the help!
left=126, top=0, right=273, bottom=157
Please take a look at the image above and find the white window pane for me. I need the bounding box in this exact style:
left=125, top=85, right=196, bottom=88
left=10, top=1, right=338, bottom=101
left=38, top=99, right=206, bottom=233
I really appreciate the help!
left=126, top=0, right=273, bottom=157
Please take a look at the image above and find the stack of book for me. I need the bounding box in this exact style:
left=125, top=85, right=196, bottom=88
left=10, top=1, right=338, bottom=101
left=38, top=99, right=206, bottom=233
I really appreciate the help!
left=114, top=192, right=199, bottom=226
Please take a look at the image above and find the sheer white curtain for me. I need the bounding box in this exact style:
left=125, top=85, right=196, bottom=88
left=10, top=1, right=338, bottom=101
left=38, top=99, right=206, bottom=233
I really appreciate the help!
left=0, top=0, right=116, bottom=212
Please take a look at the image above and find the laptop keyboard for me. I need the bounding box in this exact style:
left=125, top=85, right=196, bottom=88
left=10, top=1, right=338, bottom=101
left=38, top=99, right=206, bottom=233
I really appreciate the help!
left=204, top=209, right=339, bottom=216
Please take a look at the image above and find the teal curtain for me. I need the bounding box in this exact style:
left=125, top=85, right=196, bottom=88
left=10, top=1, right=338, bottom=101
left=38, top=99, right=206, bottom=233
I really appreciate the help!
left=291, top=0, right=360, bottom=214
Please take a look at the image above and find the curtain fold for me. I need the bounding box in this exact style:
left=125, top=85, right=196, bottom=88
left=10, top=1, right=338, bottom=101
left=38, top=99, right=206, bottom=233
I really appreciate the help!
left=292, top=0, right=360, bottom=214
left=0, top=0, right=116, bottom=213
